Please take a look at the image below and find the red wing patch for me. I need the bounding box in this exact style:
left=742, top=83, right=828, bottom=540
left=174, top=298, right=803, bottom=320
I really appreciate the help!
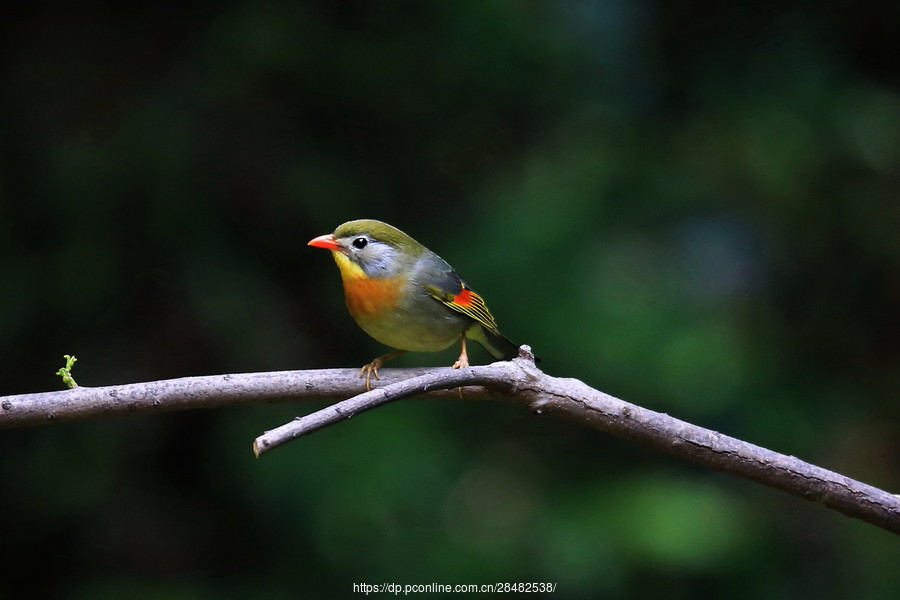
left=444, top=284, right=500, bottom=332
left=453, top=288, right=474, bottom=307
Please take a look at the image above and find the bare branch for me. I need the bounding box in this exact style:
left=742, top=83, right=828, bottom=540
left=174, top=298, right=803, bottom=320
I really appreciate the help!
left=252, top=366, right=509, bottom=456
left=0, top=368, right=498, bottom=427
left=2, top=353, right=898, bottom=535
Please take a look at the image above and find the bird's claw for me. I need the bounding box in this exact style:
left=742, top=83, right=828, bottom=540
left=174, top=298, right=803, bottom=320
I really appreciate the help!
left=359, top=361, right=382, bottom=391
left=358, top=350, right=407, bottom=390
left=451, top=356, right=469, bottom=398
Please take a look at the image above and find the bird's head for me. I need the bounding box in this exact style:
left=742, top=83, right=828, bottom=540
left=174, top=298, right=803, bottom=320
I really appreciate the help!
left=308, top=219, right=424, bottom=279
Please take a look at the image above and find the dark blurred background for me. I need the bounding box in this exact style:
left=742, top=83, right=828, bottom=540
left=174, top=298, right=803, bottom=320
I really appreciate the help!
left=2, top=1, right=899, bottom=597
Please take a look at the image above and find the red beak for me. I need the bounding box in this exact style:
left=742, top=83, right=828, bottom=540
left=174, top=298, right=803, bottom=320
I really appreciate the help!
left=308, top=233, right=341, bottom=250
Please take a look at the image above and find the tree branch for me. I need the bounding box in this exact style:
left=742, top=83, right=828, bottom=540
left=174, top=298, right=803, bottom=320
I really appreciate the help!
left=252, top=366, right=510, bottom=456
left=2, top=352, right=898, bottom=535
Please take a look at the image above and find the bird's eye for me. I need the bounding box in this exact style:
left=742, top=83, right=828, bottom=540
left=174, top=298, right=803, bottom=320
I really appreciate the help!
left=352, top=237, right=368, bottom=249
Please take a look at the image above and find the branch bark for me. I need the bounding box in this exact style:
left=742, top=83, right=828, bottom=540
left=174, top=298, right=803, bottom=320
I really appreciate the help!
left=2, top=353, right=898, bottom=535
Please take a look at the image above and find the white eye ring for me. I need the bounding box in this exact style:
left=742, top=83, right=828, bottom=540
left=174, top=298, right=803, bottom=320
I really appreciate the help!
left=352, top=237, right=368, bottom=249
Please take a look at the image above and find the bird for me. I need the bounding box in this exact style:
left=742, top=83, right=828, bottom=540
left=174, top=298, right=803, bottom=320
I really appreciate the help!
left=308, top=219, right=523, bottom=388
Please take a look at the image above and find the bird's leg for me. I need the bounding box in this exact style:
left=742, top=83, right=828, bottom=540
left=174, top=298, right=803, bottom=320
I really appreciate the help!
left=450, top=333, right=470, bottom=398
left=452, top=333, right=469, bottom=369
left=360, top=349, right=407, bottom=390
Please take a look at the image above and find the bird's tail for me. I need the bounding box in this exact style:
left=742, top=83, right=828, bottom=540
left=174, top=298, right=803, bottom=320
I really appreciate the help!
left=472, top=326, right=526, bottom=361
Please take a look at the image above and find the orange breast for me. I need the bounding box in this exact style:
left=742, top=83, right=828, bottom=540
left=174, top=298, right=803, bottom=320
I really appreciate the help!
left=342, top=276, right=403, bottom=318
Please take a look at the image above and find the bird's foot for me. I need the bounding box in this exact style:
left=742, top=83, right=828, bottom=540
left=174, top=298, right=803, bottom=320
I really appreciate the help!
left=452, top=333, right=469, bottom=370
left=451, top=356, right=469, bottom=369
left=359, top=361, right=381, bottom=391
left=359, top=350, right=407, bottom=391
left=451, top=347, right=470, bottom=397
